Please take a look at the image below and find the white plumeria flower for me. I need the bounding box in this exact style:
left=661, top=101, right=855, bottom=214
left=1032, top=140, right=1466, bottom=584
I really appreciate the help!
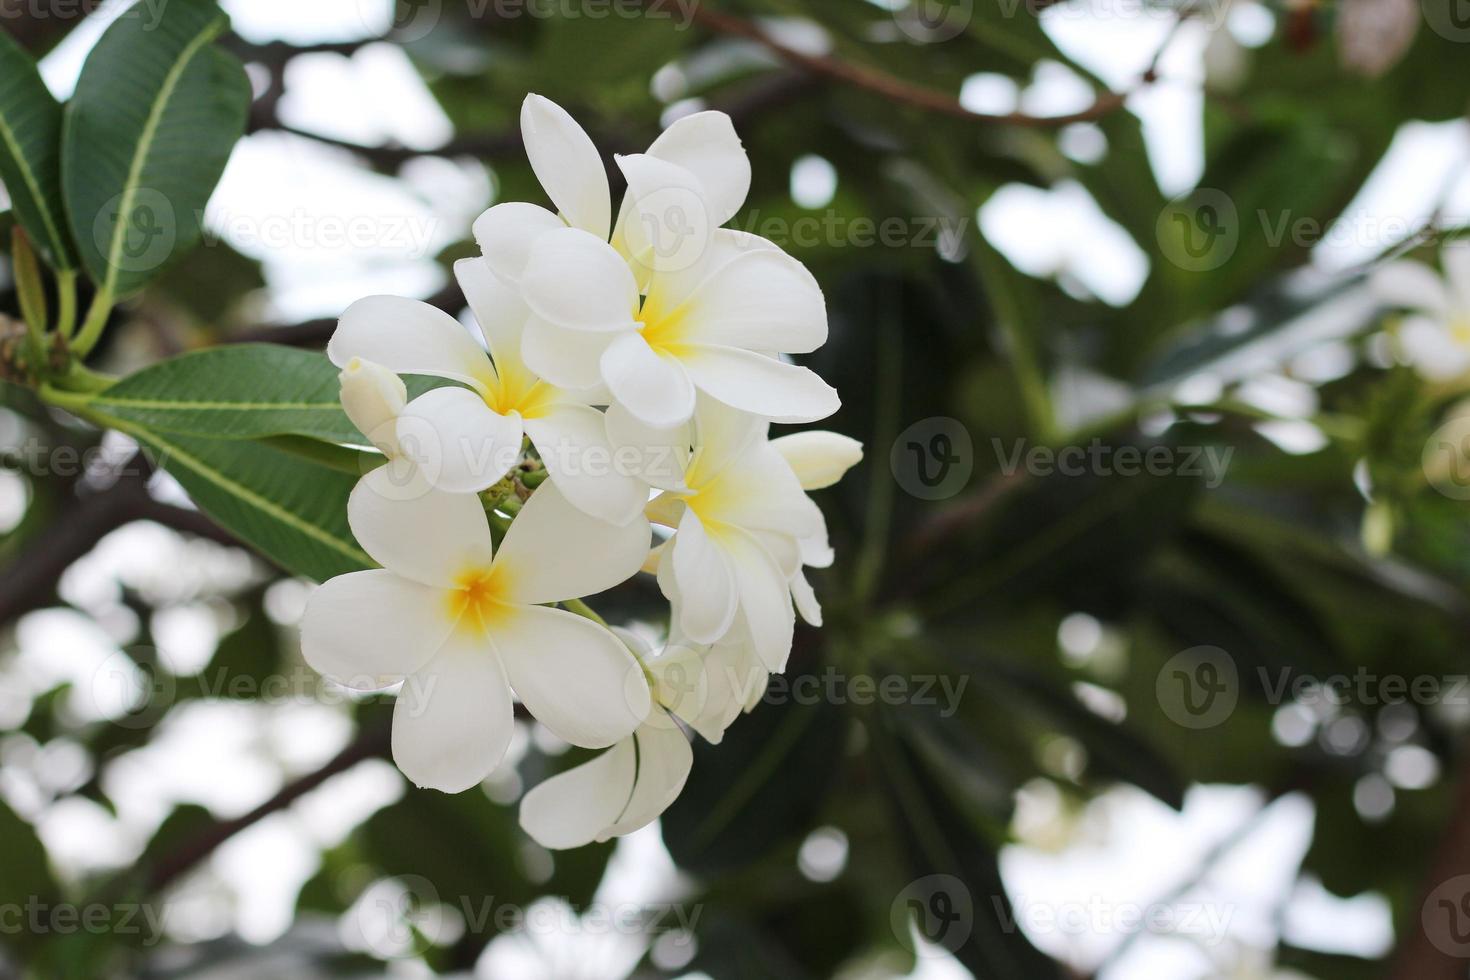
left=328, top=257, right=647, bottom=525
left=474, top=94, right=837, bottom=429
left=609, top=396, right=830, bottom=671
left=300, top=469, right=652, bottom=793
left=1370, top=243, right=1470, bottom=381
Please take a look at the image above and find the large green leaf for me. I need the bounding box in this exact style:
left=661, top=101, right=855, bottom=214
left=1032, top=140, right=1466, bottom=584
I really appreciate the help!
left=89, top=344, right=365, bottom=442
left=0, top=796, right=60, bottom=960
left=105, top=417, right=371, bottom=581
left=0, top=29, right=75, bottom=270
left=61, top=0, right=248, bottom=298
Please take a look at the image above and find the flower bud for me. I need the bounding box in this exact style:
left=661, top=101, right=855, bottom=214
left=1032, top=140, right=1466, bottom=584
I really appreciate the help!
left=339, top=358, right=407, bottom=457
left=770, top=431, right=863, bottom=490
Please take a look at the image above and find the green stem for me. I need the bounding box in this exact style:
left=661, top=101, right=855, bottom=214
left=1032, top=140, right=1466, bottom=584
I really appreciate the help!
left=561, top=597, right=609, bottom=628
left=37, top=382, right=101, bottom=419
left=55, top=270, right=78, bottom=340
left=71, top=289, right=115, bottom=359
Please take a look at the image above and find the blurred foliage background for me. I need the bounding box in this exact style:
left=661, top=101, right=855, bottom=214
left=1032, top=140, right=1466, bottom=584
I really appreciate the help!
left=3, top=0, right=1470, bottom=977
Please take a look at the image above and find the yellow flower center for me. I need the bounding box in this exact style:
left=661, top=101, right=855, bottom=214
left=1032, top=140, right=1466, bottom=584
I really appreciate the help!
left=477, top=365, right=559, bottom=420
left=636, top=286, right=692, bottom=356
left=445, top=566, right=514, bottom=634
left=1452, top=316, right=1470, bottom=348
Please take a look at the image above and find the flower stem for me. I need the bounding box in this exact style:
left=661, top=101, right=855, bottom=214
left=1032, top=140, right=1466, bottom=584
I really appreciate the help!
left=70, top=288, right=115, bottom=359
left=55, top=270, right=78, bottom=340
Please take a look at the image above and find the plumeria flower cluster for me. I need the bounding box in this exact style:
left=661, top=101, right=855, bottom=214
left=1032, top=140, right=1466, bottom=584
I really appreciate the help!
left=301, top=95, right=862, bottom=849
left=1369, top=241, right=1470, bottom=382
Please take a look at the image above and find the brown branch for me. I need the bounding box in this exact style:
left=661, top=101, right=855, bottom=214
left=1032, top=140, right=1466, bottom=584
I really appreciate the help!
left=1388, top=743, right=1470, bottom=980
left=682, top=4, right=1151, bottom=128
left=0, top=452, right=249, bottom=626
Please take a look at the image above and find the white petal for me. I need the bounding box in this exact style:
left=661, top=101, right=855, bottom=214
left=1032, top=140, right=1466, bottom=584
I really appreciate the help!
left=455, top=256, right=530, bottom=370
left=524, top=403, right=647, bottom=525
left=647, top=643, right=710, bottom=728
left=522, top=227, right=640, bottom=331
left=649, top=229, right=778, bottom=315
left=602, top=332, right=696, bottom=428
left=671, top=509, right=739, bottom=643
left=769, top=431, right=864, bottom=490
left=645, top=110, right=750, bottom=226
left=604, top=403, right=692, bottom=491
left=725, top=529, right=795, bottom=672
left=680, top=346, right=839, bottom=424
left=494, top=604, right=651, bottom=747
left=393, top=631, right=515, bottom=792
left=348, top=466, right=496, bottom=587
left=1369, top=260, right=1449, bottom=315
left=472, top=202, right=565, bottom=283
left=701, top=442, right=823, bottom=538
left=521, top=94, right=611, bottom=240
left=395, top=386, right=524, bottom=494
left=300, top=570, right=452, bottom=689
left=791, top=570, right=822, bottom=627
left=678, top=247, right=827, bottom=353
left=614, top=153, right=712, bottom=278
left=339, top=358, right=407, bottom=457
left=521, top=317, right=615, bottom=392
left=330, top=295, right=491, bottom=388
left=752, top=530, right=802, bottom=579
left=493, top=479, right=651, bottom=605
left=1401, top=315, right=1470, bottom=380
left=519, top=738, right=636, bottom=849
left=1445, top=243, right=1470, bottom=311
left=599, top=724, right=693, bottom=840
left=684, top=393, right=767, bottom=486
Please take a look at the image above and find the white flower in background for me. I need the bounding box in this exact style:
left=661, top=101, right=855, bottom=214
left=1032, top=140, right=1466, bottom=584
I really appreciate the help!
left=1370, top=243, right=1470, bottom=382
left=300, top=470, right=652, bottom=792
left=328, top=258, right=647, bottom=524
left=611, top=396, right=861, bottom=671
left=475, top=94, right=838, bottom=429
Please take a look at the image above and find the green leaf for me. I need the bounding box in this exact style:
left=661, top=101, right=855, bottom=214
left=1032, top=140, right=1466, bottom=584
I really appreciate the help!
left=0, top=28, right=76, bottom=269
left=0, top=795, right=60, bottom=959
left=663, top=679, right=846, bottom=874
left=110, top=419, right=372, bottom=581
left=873, top=714, right=1060, bottom=980
left=89, top=345, right=366, bottom=443
left=61, top=0, right=248, bottom=298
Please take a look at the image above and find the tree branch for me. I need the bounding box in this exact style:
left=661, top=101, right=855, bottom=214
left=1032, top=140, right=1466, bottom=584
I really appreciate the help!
left=682, top=5, right=1153, bottom=127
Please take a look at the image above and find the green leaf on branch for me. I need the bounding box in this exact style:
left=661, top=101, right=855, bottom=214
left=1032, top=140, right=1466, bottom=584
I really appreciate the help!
left=0, top=28, right=77, bottom=270
left=61, top=0, right=249, bottom=298
left=90, top=344, right=367, bottom=443
left=118, top=422, right=371, bottom=581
